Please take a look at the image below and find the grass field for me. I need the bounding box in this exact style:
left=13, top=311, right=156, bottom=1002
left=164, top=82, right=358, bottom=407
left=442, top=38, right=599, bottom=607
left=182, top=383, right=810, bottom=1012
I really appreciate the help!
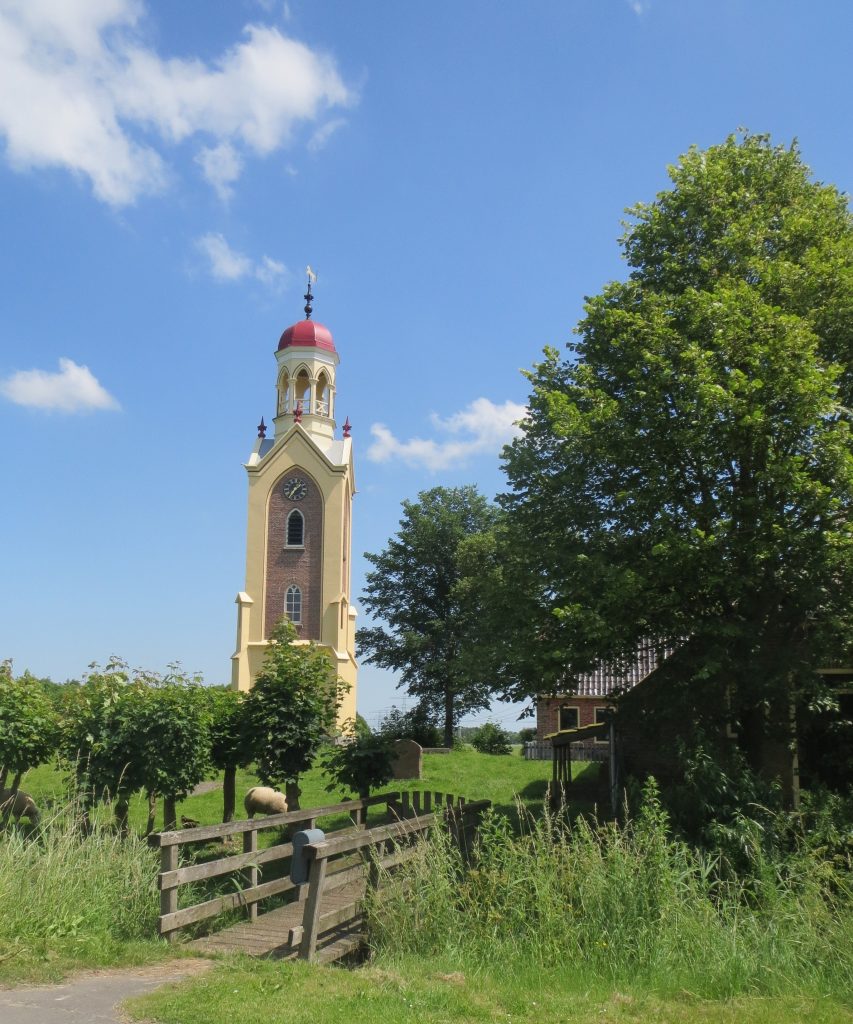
left=0, top=747, right=562, bottom=984
left=126, top=957, right=853, bottom=1024
left=7, top=750, right=852, bottom=1024
left=18, top=746, right=589, bottom=835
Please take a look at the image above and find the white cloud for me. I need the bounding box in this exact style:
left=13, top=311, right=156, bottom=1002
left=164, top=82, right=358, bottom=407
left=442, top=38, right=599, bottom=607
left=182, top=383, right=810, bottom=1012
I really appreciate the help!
left=196, top=232, right=288, bottom=289
left=0, top=1, right=353, bottom=205
left=367, top=398, right=527, bottom=472
left=626, top=0, right=651, bottom=13
left=0, top=357, right=120, bottom=412
left=307, top=117, right=346, bottom=153
left=195, top=141, right=243, bottom=201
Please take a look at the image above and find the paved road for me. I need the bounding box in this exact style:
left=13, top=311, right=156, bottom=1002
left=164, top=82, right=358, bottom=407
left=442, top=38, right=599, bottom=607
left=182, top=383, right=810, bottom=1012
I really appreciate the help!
left=0, top=960, right=212, bottom=1024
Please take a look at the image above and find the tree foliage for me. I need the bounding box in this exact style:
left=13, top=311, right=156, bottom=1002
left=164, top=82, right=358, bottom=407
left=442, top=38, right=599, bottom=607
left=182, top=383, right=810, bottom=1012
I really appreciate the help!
left=243, top=619, right=346, bottom=808
left=60, top=660, right=210, bottom=830
left=470, top=721, right=512, bottom=755
left=358, top=485, right=500, bottom=747
left=321, top=723, right=396, bottom=799
left=499, top=132, right=853, bottom=776
left=206, top=686, right=251, bottom=822
left=378, top=704, right=443, bottom=747
left=0, top=662, right=60, bottom=794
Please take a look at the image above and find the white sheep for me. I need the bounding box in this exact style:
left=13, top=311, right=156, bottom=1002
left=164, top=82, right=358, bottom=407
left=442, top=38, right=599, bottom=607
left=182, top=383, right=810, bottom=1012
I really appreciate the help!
left=243, top=786, right=288, bottom=819
left=0, top=788, right=40, bottom=826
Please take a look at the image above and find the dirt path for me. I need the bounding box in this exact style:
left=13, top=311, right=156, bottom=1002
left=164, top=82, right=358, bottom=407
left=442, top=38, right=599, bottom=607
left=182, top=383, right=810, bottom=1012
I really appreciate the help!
left=0, top=959, right=212, bottom=1024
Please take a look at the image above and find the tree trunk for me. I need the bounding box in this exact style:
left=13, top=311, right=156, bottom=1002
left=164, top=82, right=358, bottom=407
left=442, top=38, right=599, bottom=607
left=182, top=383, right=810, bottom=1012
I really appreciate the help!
left=144, top=790, right=158, bottom=835
left=285, top=780, right=302, bottom=811
left=0, top=766, right=8, bottom=790
left=163, top=795, right=177, bottom=832
left=115, top=797, right=129, bottom=837
left=3, top=770, right=23, bottom=820
left=223, top=766, right=236, bottom=823
left=443, top=689, right=454, bottom=749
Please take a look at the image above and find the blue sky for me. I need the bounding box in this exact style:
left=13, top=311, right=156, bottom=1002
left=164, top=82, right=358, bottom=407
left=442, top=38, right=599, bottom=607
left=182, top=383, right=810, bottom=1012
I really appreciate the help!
left=1, top=0, right=852, bottom=727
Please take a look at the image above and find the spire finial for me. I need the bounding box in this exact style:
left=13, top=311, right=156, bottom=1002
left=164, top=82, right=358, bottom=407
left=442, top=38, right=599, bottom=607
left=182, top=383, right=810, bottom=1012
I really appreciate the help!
left=257, top=416, right=266, bottom=438
left=304, top=265, right=317, bottom=319
left=343, top=416, right=352, bottom=438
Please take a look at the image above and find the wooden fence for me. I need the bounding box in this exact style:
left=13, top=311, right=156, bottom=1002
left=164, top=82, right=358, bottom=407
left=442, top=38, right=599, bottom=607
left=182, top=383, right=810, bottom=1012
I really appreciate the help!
left=523, top=740, right=609, bottom=762
left=149, top=789, right=489, bottom=959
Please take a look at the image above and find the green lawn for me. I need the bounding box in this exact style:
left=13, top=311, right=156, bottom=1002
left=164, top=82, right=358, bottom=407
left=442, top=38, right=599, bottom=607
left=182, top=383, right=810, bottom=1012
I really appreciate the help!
left=126, top=957, right=853, bottom=1024
left=19, top=746, right=582, bottom=836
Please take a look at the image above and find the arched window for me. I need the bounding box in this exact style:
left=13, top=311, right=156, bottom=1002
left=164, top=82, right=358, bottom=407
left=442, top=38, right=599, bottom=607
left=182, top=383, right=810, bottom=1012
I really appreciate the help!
left=285, top=585, right=302, bottom=624
left=316, top=371, right=330, bottom=416
left=277, top=371, right=290, bottom=415
left=286, top=509, right=304, bottom=547
left=295, top=369, right=310, bottom=414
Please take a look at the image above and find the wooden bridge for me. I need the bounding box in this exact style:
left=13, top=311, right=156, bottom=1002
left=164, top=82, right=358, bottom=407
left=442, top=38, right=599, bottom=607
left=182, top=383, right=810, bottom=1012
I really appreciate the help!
left=150, top=790, right=489, bottom=964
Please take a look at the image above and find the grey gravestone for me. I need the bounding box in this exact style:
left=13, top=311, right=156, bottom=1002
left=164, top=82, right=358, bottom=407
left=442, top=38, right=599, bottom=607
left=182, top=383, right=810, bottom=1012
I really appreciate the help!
left=391, top=738, right=423, bottom=780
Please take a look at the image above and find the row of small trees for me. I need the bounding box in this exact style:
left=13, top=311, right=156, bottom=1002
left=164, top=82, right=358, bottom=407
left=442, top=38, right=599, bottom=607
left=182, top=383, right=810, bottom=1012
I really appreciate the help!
left=0, top=621, right=346, bottom=832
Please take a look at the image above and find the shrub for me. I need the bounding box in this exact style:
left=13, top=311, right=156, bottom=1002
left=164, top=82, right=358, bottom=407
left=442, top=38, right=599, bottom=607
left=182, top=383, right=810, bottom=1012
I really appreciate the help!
left=379, top=704, right=443, bottom=747
left=367, top=780, right=853, bottom=999
left=322, top=723, right=396, bottom=798
left=470, top=721, right=512, bottom=755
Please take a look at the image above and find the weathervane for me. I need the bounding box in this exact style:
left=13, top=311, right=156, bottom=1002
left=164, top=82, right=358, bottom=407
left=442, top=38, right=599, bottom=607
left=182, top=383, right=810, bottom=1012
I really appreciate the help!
left=304, top=265, right=317, bottom=319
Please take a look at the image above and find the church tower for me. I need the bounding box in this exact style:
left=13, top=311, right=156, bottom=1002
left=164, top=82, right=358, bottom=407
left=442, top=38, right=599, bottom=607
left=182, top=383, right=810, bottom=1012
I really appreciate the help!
left=231, top=277, right=357, bottom=728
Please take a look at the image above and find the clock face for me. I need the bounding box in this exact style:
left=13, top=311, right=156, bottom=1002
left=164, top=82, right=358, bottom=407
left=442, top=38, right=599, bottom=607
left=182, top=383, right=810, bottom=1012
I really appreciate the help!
left=283, top=476, right=308, bottom=501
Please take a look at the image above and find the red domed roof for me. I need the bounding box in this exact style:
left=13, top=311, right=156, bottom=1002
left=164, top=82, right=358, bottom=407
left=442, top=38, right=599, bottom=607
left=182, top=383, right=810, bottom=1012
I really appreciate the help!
left=277, top=319, right=336, bottom=353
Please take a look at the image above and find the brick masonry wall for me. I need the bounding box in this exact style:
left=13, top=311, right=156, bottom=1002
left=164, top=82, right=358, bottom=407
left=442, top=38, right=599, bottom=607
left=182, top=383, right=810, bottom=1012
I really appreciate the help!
left=264, top=470, right=323, bottom=640
left=537, top=696, right=611, bottom=739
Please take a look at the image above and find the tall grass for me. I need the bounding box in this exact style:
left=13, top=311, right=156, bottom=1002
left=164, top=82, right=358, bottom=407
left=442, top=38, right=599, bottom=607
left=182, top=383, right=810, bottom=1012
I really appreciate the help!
left=0, top=800, right=162, bottom=980
left=367, top=782, right=853, bottom=999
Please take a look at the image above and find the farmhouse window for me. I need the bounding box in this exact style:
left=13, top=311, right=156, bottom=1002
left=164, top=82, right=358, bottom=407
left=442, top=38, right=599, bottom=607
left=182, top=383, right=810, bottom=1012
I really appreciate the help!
left=558, top=705, right=579, bottom=731
left=594, top=706, right=609, bottom=741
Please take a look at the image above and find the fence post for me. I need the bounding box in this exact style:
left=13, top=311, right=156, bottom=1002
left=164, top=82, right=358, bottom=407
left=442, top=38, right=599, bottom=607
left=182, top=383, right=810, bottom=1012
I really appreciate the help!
left=160, top=844, right=178, bottom=942
left=299, top=845, right=329, bottom=962
left=243, top=827, right=258, bottom=922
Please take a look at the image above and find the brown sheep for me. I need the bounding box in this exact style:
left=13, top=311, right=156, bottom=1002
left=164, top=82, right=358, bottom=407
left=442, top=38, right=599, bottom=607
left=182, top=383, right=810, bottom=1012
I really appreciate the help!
left=0, top=788, right=40, bottom=826
left=243, top=786, right=288, bottom=819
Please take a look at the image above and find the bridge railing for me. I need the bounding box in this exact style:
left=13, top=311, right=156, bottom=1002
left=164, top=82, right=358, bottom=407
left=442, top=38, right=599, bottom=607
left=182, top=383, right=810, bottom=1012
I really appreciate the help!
left=150, top=792, right=396, bottom=942
left=293, top=794, right=491, bottom=961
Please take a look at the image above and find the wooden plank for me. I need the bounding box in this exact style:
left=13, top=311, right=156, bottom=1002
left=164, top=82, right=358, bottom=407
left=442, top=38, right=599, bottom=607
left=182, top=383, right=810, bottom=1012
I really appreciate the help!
left=298, top=854, right=328, bottom=961
left=151, top=793, right=395, bottom=847
left=304, top=798, right=491, bottom=862
left=159, top=873, right=297, bottom=933
left=160, top=845, right=178, bottom=944
left=313, top=929, right=364, bottom=965
left=243, top=829, right=258, bottom=923
left=305, top=815, right=436, bottom=860
left=159, top=839, right=292, bottom=889
left=322, top=862, right=366, bottom=894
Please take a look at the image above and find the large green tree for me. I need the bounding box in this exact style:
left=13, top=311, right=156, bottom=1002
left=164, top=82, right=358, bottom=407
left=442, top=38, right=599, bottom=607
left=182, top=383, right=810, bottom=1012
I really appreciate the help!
left=243, top=619, right=346, bottom=809
left=358, top=485, right=499, bottom=747
left=499, top=133, right=853, bottom=789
